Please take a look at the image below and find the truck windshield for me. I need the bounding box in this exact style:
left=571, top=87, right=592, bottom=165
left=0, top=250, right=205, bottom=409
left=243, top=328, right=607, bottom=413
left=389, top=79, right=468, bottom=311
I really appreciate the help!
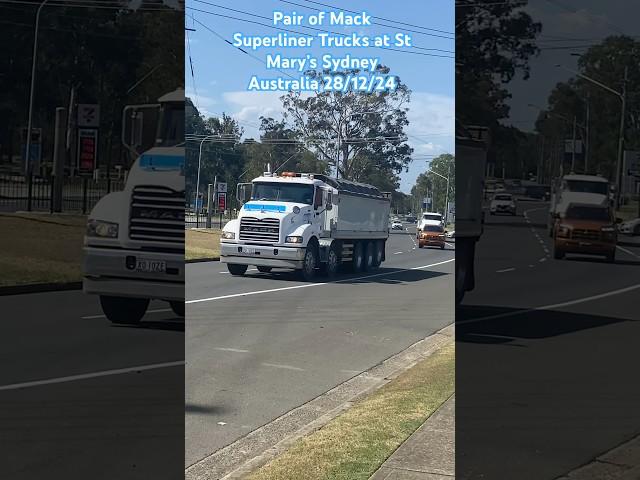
left=156, top=103, right=184, bottom=147
left=423, top=214, right=442, bottom=221
left=565, top=206, right=611, bottom=221
left=252, top=182, right=314, bottom=204
left=565, top=180, right=608, bottom=195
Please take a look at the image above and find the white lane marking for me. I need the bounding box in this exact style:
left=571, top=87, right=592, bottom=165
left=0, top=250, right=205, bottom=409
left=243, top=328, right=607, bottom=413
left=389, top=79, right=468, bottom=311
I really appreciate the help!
left=82, top=308, right=171, bottom=320
left=214, top=347, right=249, bottom=353
left=0, top=361, right=185, bottom=391
left=617, top=245, right=640, bottom=259
left=446, top=242, right=455, bottom=247
left=461, top=282, right=640, bottom=326
left=529, top=264, right=535, bottom=268
left=261, top=363, right=305, bottom=372
left=496, top=268, right=516, bottom=273
left=393, top=251, right=403, bottom=255
left=539, top=257, right=547, bottom=262
left=186, top=258, right=455, bottom=304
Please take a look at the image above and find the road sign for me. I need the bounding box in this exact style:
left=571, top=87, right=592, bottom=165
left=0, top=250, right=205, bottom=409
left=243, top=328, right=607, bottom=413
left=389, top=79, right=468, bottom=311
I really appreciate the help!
left=217, top=182, right=227, bottom=193
left=218, top=192, right=227, bottom=211
left=77, top=104, right=100, bottom=128
left=77, top=129, right=98, bottom=173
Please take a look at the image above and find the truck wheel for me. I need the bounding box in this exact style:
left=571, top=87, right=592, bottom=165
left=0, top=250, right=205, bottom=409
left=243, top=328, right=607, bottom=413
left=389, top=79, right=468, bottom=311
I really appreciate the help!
left=363, top=242, right=375, bottom=271
left=322, top=246, right=340, bottom=278
left=257, top=266, right=272, bottom=273
left=352, top=241, right=364, bottom=272
left=553, top=247, right=564, bottom=260
left=372, top=241, right=384, bottom=268
left=300, top=245, right=318, bottom=281
left=606, top=251, right=615, bottom=263
left=100, top=296, right=149, bottom=325
left=227, top=264, right=248, bottom=276
left=170, top=301, right=184, bottom=317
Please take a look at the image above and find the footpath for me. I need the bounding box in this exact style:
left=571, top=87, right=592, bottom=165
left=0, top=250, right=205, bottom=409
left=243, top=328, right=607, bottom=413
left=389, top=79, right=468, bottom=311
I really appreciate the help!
left=370, top=395, right=454, bottom=480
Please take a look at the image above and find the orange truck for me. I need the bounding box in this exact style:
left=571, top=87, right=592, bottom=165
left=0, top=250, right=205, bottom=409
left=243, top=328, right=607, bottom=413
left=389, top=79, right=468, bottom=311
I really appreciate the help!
left=418, top=224, right=446, bottom=249
left=552, top=201, right=617, bottom=262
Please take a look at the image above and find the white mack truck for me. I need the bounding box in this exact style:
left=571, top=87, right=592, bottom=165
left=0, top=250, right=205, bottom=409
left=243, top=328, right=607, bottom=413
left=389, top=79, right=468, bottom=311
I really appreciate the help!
left=220, top=172, right=391, bottom=280
left=83, top=89, right=185, bottom=324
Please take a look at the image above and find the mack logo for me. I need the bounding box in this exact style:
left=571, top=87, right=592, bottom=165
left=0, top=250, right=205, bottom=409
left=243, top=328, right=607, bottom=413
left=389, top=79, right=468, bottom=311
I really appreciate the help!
left=136, top=208, right=184, bottom=221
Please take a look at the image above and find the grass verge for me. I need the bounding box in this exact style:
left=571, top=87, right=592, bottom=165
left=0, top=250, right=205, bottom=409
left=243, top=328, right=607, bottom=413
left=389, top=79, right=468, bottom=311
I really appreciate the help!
left=0, top=213, right=86, bottom=287
left=186, top=228, right=221, bottom=261
left=245, top=341, right=454, bottom=480
left=617, top=200, right=639, bottom=222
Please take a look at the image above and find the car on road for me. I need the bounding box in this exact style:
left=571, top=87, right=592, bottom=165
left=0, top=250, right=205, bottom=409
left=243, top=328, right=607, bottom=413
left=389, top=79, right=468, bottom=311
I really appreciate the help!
left=417, top=212, right=443, bottom=238
left=418, top=224, right=446, bottom=249
left=489, top=193, right=517, bottom=215
left=619, top=218, right=640, bottom=236
left=553, top=203, right=617, bottom=262
left=445, top=230, right=455, bottom=239
left=391, top=221, right=404, bottom=230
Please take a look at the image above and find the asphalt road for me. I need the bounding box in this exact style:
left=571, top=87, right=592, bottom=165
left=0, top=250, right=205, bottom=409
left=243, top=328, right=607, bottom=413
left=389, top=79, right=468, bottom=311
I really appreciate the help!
left=457, top=200, right=640, bottom=479
left=0, top=291, right=185, bottom=480
left=185, top=225, right=455, bottom=467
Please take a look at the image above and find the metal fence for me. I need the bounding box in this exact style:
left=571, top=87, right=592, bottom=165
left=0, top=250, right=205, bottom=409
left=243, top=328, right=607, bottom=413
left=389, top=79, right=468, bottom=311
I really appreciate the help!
left=185, top=210, right=233, bottom=229
left=0, top=174, right=125, bottom=214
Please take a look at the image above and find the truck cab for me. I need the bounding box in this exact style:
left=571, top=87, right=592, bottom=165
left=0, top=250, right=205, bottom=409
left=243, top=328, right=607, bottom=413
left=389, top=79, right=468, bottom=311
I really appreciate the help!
left=82, top=89, right=185, bottom=324
left=221, top=172, right=390, bottom=280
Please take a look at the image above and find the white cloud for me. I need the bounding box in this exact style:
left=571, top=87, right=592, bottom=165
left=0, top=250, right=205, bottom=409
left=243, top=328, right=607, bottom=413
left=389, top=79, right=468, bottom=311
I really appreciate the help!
left=186, top=88, right=218, bottom=118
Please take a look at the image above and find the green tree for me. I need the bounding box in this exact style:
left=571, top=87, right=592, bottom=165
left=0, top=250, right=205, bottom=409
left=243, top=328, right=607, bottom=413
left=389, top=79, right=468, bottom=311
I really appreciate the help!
left=280, top=66, right=413, bottom=182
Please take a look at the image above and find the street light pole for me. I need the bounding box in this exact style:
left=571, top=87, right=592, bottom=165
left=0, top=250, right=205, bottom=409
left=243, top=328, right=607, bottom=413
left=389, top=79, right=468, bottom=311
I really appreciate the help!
left=427, top=169, right=450, bottom=225
left=25, top=0, right=49, bottom=211
left=555, top=64, right=627, bottom=207
left=196, top=134, right=216, bottom=214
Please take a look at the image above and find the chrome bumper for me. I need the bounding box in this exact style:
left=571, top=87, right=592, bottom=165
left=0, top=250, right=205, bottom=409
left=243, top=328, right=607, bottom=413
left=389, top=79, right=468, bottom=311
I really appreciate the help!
left=220, top=242, right=305, bottom=269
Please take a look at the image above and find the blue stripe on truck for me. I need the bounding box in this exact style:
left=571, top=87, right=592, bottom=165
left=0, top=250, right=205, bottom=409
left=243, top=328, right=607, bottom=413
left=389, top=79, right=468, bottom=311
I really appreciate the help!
left=243, top=203, right=286, bottom=212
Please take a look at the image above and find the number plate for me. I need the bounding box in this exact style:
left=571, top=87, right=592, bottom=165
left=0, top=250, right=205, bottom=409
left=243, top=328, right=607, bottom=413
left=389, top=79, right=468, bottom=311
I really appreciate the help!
left=244, top=247, right=256, bottom=254
left=135, top=259, right=166, bottom=273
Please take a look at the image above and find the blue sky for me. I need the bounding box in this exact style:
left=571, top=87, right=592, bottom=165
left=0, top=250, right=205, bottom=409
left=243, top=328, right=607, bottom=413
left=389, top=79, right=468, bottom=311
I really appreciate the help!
left=185, top=0, right=454, bottom=193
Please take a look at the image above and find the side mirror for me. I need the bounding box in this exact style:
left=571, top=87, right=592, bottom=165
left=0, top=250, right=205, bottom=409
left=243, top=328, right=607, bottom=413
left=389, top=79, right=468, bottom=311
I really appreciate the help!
left=236, top=183, right=252, bottom=204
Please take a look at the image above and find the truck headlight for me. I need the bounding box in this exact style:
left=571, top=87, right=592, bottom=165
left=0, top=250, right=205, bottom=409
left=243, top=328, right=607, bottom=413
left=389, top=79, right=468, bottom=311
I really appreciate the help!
left=285, top=236, right=303, bottom=244
left=222, top=231, right=235, bottom=240
left=86, top=219, right=118, bottom=238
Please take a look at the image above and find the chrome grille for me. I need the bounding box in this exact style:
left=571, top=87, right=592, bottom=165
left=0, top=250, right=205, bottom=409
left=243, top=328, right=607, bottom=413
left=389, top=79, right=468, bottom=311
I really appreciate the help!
left=239, top=217, right=280, bottom=243
left=129, top=186, right=184, bottom=244
left=572, top=229, right=599, bottom=241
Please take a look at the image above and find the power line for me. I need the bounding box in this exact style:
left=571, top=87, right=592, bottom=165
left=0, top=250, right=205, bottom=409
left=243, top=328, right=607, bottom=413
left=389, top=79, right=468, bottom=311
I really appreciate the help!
left=276, top=0, right=454, bottom=52
left=0, top=0, right=181, bottom=10
left=191, top=16, right=298, bottom=80
left=296, top=0, right=454, bottom=36
left=187, top=6, right=454, bottom=59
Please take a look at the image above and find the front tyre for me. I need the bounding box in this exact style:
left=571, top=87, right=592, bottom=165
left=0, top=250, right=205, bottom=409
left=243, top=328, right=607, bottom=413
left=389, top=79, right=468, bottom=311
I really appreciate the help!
left=100, top=296, right=149, bottom=325
left=300, top=245, right=318, bottom=281
left=227, top=264, right=248, bottom=276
